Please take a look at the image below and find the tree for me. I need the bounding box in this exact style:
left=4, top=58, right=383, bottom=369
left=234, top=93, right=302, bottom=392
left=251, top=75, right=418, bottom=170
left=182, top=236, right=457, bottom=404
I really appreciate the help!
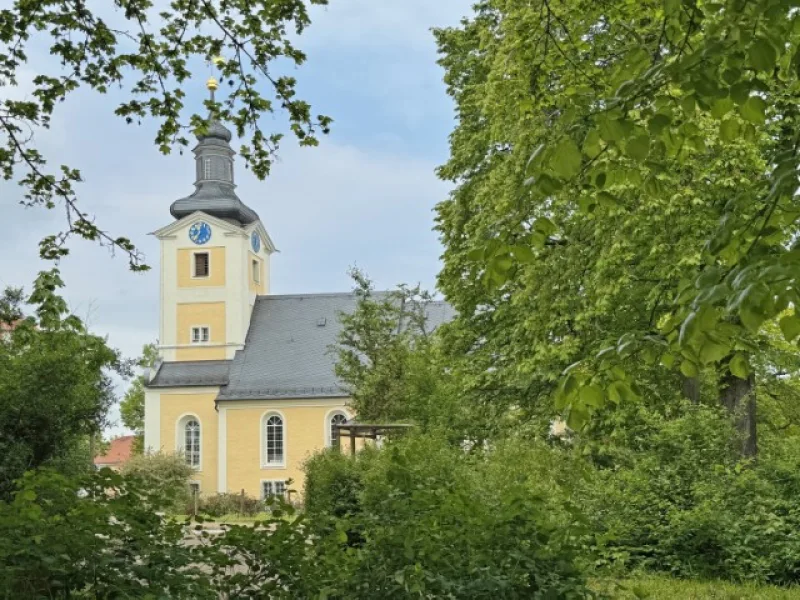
left=0, top=271, right=121, bottom=498
left=434, top=0, right=799, bottom=455
left=1, top=0, right=330, bottom=271
left=332, top=269, right=468, bottom=434
left=120, top=342, right=158, bottom=451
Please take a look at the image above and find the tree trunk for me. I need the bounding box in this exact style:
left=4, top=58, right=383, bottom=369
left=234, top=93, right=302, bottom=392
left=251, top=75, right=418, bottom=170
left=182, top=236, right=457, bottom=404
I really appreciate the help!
left=719, top=372, right=757, bottom=458
left=682, top=376, right=700, bottom=404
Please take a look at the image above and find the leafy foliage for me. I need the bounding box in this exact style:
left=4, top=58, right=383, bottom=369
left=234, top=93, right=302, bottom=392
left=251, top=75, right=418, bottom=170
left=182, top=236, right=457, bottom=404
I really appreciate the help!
left=1, top=0, right=330, bottom=269
left=333, top=269, right=466, bottom=432
left=0, top=273, right=121, bottom=499
left=582, top=404, right=800, bottom=584
left=431, top=0, right=800, bottom=452
left=0, top=468, right=213, bottom=598
left=119, top=342, right=158, bottom=451
left=121, top=451, right=194, bottom=513
left=196, top=491, right=264, bottom=518
left=304, top=435, right=591, bottom=598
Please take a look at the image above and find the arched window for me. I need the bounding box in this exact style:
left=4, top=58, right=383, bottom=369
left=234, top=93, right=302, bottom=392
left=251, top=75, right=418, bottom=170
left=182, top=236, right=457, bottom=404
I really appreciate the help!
left=328, top=412, right=348, bottom=448
left=264, top=414, right=284, bottom=466
left=182, top=418, right=201, bottom=468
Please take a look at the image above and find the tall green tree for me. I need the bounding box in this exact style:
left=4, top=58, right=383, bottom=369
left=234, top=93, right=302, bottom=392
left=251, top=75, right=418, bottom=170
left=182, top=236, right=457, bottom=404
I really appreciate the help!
left=333, top=270, right=469, bottom=435
left=434, top=0, right=798, bottom=454
left=0, top=271, right=121, bottom=498
left=1, top=0, right=330, bottom=270
left=119, top=342, right=158, bottom=452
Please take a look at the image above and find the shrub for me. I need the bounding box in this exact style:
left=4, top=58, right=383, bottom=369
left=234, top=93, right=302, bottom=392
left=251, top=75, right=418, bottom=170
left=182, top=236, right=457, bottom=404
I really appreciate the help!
left=0, top=468, right=214, bottom=598
left=304, top=447, right=364, bottom=521
left=584, top=404, right=800, bottom=584
left=121, top=451, right=194, bottom=512
left=304, top=434, right=591, bottom=598
left=197, top=492, right=262, bottom=517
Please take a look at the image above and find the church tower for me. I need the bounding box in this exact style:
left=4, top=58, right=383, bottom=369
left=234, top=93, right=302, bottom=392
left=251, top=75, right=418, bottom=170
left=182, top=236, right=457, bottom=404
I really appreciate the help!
left=152, top=77, right=275, bottom=362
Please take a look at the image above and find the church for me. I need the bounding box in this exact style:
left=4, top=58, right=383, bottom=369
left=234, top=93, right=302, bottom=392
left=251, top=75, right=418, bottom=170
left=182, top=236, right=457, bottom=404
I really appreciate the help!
left=142, top=79, right=452, bottom=500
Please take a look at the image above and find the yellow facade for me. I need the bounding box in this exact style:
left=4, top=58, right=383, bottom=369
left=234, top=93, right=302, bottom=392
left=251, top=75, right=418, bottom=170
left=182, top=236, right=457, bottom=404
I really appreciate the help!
left=224, top=401, right=347, bottom=498
left=175, top=302, right=226, bottom=361
left=248, top=252, right=265, bottom=294
left=159, top=392, right=219, bottom=493
left=177, top=246, right=226, bottom=288
left=156, top=393, right=350, bottom=497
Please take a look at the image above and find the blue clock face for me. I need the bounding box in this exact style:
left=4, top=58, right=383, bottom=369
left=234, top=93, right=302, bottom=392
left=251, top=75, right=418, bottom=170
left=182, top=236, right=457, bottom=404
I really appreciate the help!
left=189, top=221, right=212, bottom=245
left=251, top=231, right=261, bottom=253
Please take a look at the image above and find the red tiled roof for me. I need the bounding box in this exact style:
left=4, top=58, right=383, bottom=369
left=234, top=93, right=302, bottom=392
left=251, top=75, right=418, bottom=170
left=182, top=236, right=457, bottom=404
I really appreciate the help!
left=0, top=319, right=22, bottom=332
left=94, top=435, right=135, bottom=467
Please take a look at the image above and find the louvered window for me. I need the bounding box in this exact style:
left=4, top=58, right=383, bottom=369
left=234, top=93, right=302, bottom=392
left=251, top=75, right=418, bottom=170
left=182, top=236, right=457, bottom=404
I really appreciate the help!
left=194, top=252, right=209, bottom=277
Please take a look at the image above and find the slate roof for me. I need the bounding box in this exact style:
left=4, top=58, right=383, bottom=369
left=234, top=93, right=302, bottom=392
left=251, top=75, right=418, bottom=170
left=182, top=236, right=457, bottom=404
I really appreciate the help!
left=148, top=359, right=232, bottom=387
left=148, top=292, right=455, bottom=401
left=170, top=119, right=260, bottom=225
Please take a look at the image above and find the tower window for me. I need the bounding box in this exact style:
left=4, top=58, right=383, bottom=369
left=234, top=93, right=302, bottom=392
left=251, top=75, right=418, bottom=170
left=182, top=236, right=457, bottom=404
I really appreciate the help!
left=194, top=252, right=209, bottom=277
left=191, top=326, right=210, bottom=343
left=252, top=259, right=260, bottom=284
left=203, top=157, right=212, bottom=179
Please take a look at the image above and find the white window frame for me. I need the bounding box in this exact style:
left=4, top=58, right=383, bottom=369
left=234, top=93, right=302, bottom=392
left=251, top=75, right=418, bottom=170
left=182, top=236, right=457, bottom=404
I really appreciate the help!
left=261, top=410, right=286, bottom=469
left=176, top=414, right=202, bottom=471
left=260, top=479, right=287, bottom=501
left=324, top=409, right=350, bottom=448
left=191, top=251, right=211, bottom=279
left=203, top=157, right=212, bottom=179
left=190, top=325, right=210, bottom=344
left=252, top=258, right=260, bottom=284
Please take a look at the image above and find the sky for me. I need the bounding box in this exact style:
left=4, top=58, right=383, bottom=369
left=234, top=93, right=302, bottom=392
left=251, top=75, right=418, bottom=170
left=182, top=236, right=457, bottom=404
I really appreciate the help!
left=0, top=1, right=473, bottom=435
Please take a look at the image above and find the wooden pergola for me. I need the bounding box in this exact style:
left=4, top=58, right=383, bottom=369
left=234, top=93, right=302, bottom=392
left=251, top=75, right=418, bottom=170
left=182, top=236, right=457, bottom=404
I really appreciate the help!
left=334, top=420, right=414, bottom=456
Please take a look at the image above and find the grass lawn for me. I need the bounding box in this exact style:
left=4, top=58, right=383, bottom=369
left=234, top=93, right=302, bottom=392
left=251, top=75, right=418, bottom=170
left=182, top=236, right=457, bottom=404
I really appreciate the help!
left=593, top=576, right=800, bottom=599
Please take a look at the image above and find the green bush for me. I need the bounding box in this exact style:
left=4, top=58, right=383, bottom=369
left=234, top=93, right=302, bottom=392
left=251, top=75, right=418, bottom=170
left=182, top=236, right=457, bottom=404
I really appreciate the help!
left=304, top=447, right=364, bottom=521
left=0, top=468, right=214, bottom=598
left=197, top=491, right=263, bottom=517
left=304, top=434, right=590, bottom=598
left=121, top=451, right=194, bottom=512
left=585, top=404, right=800, bottom=584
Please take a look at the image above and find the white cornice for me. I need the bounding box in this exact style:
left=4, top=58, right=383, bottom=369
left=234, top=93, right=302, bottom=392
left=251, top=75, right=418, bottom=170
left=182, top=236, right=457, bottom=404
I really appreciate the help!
left=150, top=211, right=246, bottom=239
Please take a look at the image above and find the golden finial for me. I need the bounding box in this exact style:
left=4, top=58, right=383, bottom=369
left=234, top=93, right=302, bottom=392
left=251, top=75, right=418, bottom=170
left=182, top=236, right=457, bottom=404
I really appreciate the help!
left=206, top=76, right=219, bottom=91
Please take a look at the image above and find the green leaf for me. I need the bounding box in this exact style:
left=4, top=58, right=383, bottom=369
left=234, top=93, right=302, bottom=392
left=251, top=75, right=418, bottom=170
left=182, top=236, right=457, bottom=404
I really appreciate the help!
left=660, top=353, right=676, bottom=368
left=598, top=117, right=625, bottom=143
left=700, top=339, right=730, bottom=364
left=720, top=118, right=739, bottom=142
left=648, top=114, right=671, bottom=134
left=512, top=245, right=536, bottom=263
left=679, top=311, right=698, bottom=347
left=626, top=134, right=650, bottom=161
left=710, top=97, right=733, bottom=118
left=608, top=381, right=636, bottom=404
left=583, top=129, right=602, bottom=158
left=534, top=217, right=557, bottom=236
left=779, top=314, right=800, bottom=342
left=749, top=38, right=778, bottom=72
left=740, top=96, right=767, bottom=124
left=680, top=360, right=699, bottom=378
left=579, top=384, right=604, bottom=408
left=739, top=304, right=766, bottom=332
left=552, top=138, right=582, bottom=179
left=566, top=405, right=588, bottom=430
left=729, top=353, right=750, bottom=379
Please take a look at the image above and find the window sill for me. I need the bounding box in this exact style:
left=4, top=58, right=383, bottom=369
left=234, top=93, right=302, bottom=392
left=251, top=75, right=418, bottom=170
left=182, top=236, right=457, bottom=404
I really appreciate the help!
left=260, top=464, right=286, bottom=470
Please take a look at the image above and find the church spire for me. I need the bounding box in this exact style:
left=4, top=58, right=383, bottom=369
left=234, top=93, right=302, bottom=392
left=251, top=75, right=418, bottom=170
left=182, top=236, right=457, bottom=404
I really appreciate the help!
left=169, top=71, right=259, bottom=225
